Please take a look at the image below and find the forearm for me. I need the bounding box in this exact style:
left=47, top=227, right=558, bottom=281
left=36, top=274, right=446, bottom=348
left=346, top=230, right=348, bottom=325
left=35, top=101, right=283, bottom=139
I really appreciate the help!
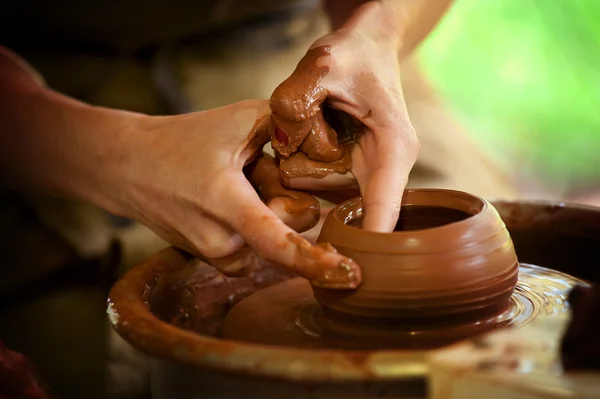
left=323, top=0, right=453, bottom=57
left=0, top=46, right=141, bottom=213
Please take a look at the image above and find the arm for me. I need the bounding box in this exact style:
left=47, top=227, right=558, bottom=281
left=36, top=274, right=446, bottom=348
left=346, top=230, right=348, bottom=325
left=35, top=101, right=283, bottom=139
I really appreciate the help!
left=0, top=46, right=140, bottom=214
left=323, top=0, right=454, bottom=58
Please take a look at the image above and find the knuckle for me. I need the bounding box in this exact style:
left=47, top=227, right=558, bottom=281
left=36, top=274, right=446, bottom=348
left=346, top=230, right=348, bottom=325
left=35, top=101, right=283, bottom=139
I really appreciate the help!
left=217, top=251, right=258, bottom=277
left=193, top=234, right=240, bottom=259
left=326, top=50, right=342, bottom=72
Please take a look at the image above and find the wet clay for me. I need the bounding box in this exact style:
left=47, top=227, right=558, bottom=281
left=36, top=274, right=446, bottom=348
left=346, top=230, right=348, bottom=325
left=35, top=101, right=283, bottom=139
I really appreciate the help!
left=107, top=200, right=596, bottom=393
left=149, top=257, right=294, bottom=337
left=279, top=144, right=353, bottom=180
left=222, top=263, right=583, bottom=350
left=314, top=190, right=519, bottom=324
left=221, top=189, right=524, bottom=350
left=269, top=46, right=336, bottom=158
left=298, top=111, right=343, bottom=162
left=246, top=152, right=320, bottom=233
left=348, top=205, right=471, bottom=230
left=269, top=45, right=357, bottom=182
left=285, top=232, right=361, bottom=290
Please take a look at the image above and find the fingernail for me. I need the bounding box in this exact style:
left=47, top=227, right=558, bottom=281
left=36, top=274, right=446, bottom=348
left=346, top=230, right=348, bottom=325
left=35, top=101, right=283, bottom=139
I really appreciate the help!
left=311, top=258, right=362, bottom=289
left=274, top=125, right=289, bottom=146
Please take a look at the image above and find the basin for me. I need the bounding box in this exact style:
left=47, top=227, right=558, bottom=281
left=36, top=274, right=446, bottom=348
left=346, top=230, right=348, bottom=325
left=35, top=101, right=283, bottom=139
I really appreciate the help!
left=107, top=199, right=600, bottom=398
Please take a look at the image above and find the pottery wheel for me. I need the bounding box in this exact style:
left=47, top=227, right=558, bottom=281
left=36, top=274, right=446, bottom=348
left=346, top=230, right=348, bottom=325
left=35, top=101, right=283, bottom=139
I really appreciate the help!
left=222, top=264, right=586, bottom=350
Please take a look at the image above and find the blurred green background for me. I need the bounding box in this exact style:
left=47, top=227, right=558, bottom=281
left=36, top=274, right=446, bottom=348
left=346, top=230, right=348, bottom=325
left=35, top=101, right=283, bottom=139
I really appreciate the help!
left=418, top=0, right=600, bottom=188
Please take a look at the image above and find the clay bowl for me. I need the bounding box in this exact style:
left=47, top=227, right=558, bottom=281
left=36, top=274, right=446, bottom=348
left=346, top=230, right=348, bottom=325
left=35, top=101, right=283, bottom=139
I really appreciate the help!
left=314, top=189, right=519, bottom=332
left=107, top=199, right=600, bottom=399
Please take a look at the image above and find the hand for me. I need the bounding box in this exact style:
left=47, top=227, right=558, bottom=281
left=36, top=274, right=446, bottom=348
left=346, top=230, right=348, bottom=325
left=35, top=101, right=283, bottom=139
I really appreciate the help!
left=106, top=100, right=361, bottom=288
left=270, top=21, right=419, bottom=232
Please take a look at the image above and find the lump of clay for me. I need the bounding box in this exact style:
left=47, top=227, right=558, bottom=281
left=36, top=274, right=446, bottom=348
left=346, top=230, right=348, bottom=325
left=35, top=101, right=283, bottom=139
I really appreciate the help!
left=560, top=282, right=600, bottom=371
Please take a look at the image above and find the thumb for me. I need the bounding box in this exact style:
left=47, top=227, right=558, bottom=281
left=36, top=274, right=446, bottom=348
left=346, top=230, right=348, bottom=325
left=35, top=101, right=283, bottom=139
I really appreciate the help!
left=218, top=177, right=362, bottom=289
left=269, top=47, right=330, bottom=157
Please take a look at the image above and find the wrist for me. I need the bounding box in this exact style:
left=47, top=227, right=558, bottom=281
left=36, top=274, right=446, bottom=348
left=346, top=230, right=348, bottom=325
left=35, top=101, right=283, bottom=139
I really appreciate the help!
left=0, top=55, right=152, bottom=219
left=335, top=1, right=403, bottom=52
left=58, top=102, right=152, bottom=218
left=331, top=0, right=453, bottom=58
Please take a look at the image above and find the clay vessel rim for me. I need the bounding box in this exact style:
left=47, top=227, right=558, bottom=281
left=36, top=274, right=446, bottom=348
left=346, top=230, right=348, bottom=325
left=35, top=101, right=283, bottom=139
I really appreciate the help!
left=328, top=189, right=488, bottom=238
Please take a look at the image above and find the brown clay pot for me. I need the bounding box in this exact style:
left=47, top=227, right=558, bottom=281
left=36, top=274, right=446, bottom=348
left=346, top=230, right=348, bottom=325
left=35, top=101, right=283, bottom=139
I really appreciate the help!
left=314, top=189, right=519, bottom=326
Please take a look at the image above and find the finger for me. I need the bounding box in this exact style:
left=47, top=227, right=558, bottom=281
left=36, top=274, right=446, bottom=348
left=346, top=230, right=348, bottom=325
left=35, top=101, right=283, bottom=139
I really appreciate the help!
left=360, top=169, right=407, bottom=232
left=247, top=153, right=320, bottom=233
left=309, top=189, right=361, bottom=205
left=299, top=112, right=344, bottom=162
left=143, top=212, right=252, bottom=277
left=185, top=216, right=246, bottom=259
left=269, top=47, right=331, bottom=156
left=266, top=196, right=319, bottom=234
left=205, top=247, right=258, bottom=277
left=356, top=133, right=417, bottom=232
left=238, top=102, right=273, bottom=165
left=300, top=206, right=333, bottom=244
left=215, top=177, right=362, bottom=289
left=283, top=173, right=358, bottom=191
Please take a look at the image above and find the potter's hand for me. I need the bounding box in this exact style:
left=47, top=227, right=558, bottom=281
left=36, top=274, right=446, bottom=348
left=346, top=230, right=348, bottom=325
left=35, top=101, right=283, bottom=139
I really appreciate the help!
left=270, top=6, right=420, bottom=233
left=110, top=101, right=360, bottom=288
left=0, top=46, right=360, bottom=288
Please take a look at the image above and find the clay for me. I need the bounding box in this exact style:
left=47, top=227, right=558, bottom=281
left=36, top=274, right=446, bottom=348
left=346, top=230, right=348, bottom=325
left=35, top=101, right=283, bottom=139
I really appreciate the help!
left=222, top=189, right=522, bottom=349
left=285, top=232, right=361, bottom=289
left=491, top=201, right=600, bottom=281
left=299, top=111, right=344, bottom=162
left=269, top=46, right=334, bottom=157
left=246, top=152, right=320, bottom=233
left=107, top=200, right=595, bottom=398
left=314, top=190, right=519, bottom=326
left=279, top=144, right=353, bottom=180
left=149, top=255, right=294, bottom=337
left=222, top=262, right=581, bottom=350
left=269, top=45, right=357, bottom=184
left=560, top=282, right=600, bottom=371
left=348, top=205, right=471, bottom=230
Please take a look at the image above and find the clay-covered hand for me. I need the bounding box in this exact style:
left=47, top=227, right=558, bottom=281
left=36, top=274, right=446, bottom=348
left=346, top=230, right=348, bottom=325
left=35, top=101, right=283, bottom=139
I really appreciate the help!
left=270, top=16, right=419, bottom=232
left=107, top=100, right=360, bottom=288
